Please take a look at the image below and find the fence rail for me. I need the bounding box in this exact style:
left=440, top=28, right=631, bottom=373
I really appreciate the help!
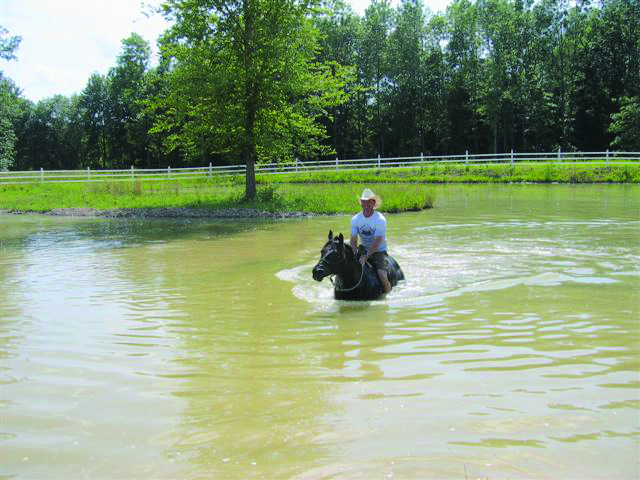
left=1, top=150, right=638, bottom=184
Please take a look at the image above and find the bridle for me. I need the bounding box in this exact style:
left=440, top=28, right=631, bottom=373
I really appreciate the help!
left=319, top=243, right=368, bottom=292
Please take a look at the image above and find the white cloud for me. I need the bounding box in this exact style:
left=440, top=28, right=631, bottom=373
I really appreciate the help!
left=1, top=0, right=451, bottom=103
left=1, top=0, right=168, bottom=101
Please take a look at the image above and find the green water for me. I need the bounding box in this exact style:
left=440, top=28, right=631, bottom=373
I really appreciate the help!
left=1, top=185, right=638, bottom=479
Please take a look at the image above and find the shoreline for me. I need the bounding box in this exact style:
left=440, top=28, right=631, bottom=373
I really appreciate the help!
left=1, top=207, right=317, bottom=219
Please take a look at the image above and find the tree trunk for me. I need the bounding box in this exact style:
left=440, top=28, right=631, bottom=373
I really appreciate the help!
left=243, top=0, right=257, bottom=200
left=245, top=125, right=257, bottom=199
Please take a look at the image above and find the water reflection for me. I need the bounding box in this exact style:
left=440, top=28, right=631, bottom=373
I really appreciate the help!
left=1, top=185, right=638, bottom=479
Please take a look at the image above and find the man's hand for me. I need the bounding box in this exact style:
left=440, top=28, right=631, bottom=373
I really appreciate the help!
left=359, top=255, right=368, bottom=266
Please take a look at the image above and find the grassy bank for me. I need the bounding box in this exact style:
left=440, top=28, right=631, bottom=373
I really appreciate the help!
left=0, top=181, right=434, bottom=214
left=256, top=163, right=640, bottom=184
left=1, top=163, right=637, bottom=215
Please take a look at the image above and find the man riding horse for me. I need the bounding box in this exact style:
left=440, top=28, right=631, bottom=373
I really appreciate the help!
left=350, top=188, right=392, bottom=293
left=311, top=188, right=404, bottom=300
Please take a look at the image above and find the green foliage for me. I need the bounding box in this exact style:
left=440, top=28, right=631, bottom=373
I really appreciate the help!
left=79, top=73, right=109, bottom=169
left=151, top=0, right=353, bottom=199
left=18, top=95, right=84, bottom=170
left=0, top=26, right=21, bottom=61
left=0, top=76, right=20, bottom=170
left=609, top=97, right=640, bottom=151
left=0, top=27, right=24, bottom=170
left=106, top=34, right=154, bottom=169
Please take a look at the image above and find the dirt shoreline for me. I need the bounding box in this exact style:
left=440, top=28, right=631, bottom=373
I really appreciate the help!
left=1, top=207, right=317, bottom=219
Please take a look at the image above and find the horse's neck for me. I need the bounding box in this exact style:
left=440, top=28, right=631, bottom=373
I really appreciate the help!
left=337, top=259, right=362, bottom=287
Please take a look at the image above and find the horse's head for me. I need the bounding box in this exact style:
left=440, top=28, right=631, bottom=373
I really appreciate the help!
left=312, top=230, right=352, bottom=282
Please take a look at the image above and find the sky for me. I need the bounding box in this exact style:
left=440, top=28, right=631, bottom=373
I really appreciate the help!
left=1, top=0, right=452, bottom=103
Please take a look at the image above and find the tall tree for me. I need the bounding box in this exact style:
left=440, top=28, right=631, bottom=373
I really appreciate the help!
left=153, top=0, right=351, bottom=198
left=79, top=73, right=110, bottom=168
left=315, top=1, right=362, bottom=159
left=573, top=0, right=640, bottom=150
left=361, top=0, right=393, bottom=157
left=0, top=26, right=23, bottom=170
left=387, top=0, right=428, bottom=156
left=446, top=0, right=482, bottom=153
left=0, top=74, right=23, bottom=170
left=107, top=33, right=152, bottom=168
left=19, top=95, right=83, bottom=170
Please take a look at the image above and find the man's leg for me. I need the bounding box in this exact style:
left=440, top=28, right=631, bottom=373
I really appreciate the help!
left=377, top=269, right=391, bottom=293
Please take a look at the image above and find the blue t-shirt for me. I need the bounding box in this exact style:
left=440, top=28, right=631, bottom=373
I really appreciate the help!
left=350, top=211, right=387, bottom=252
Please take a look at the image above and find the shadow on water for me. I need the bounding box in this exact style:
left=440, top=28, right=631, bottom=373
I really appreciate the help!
left=1, top=214, right=286, bottom=253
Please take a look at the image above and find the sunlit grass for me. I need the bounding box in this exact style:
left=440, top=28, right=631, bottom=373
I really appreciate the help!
left=0, top=180, right=434, bottom=214
left=257, top=163, right=640, bottom=184
left=1, top=162, right=637, bottom=214
left=257, top=183, right=434, bottom=213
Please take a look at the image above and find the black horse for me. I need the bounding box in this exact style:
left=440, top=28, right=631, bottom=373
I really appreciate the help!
left=312, top=230, right=405, bottom=300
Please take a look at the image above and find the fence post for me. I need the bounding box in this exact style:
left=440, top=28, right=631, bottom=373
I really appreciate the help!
left=420, top=152, right=423, bottom=164
left=465, top=150, right=469, bottom=165
left=40, top=167, right=44, bottom=182
left=378, top=154, right=381, bottom=169
left=208, top=162, right=212, bottom=177
left=167, top=166, right=171, bottom=179
left=606, top=149, right=609, bottom=165
left=87, top=166, right=90, bottom=180
left=336, top=157, right=339, bottom=171
left=131, top=165, right=134, bottom=179
left=511, top=149, right=514, bottom=165
left=557, top=147, right=562, bottom=163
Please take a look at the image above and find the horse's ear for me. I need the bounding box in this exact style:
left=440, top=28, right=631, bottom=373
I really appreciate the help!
left=328, top=230, right=333, bottom=241
left=338, top=233, right=344, bottom=244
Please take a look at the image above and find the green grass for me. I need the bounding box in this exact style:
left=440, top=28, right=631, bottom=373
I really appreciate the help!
left=1, top=162, right=637, bottom=214
left=0, top=180, right=435, bottom=214
left=256, top=163, right=640, bottom=184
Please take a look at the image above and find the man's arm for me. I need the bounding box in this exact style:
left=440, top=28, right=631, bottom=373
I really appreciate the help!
left=350, top=235, right=358, bottom=254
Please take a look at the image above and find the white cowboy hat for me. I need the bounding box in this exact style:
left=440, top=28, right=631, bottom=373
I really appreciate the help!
left=359, top=188, right=382, bottom=209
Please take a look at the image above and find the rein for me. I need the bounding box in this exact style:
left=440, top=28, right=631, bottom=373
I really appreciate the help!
left=320, top=242, right=369, bottom=292
left=329, top=261, right=369, bottom=292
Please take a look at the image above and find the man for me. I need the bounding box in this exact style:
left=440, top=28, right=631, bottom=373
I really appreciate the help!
left=350, top=188, right=392, bottom=294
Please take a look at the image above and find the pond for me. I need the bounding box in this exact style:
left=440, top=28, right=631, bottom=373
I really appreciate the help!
left=1, top=184, right=638, bottom=479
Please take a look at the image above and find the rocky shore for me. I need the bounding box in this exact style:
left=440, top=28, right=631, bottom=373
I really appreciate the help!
left=2, top=207, right=315, bottom=219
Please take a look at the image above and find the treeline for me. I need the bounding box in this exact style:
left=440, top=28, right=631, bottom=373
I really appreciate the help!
left=1, top=0, right=639, bottom=173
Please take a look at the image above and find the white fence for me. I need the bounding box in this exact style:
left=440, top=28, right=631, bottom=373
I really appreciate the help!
left=1, top=150, right=638, bottom=184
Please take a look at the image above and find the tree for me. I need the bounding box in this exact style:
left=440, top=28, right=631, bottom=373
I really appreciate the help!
left=19, top=95, right=83, bottom=170
left=153, top=0, right=351, bottom=198
left=315, top=1, right=363, bottom=159
left=0, top=26, right=21, bottom=61
left=107, top=33, right=152, bottom=168
left=79, top=73, right=110, bottom=168
left=0, top=26, right=23, bottom=170
left=609, top=96, right=640, bottom=151
left=387, top=0, right=428, bottom=156
left=446, top=0, right=482, bottom=153
left=572, top=0, right=640, bottom=150
left=360, top=0, right=393, bottom=157
left=0, top=75, right=21, bottom=170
